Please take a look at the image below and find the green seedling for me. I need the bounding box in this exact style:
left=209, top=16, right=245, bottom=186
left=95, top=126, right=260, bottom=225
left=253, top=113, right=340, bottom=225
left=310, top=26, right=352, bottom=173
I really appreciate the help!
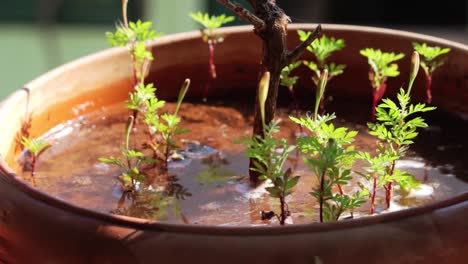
left=21, top=136, right=51, bottom=178
left=363, top=52, right=436, bottom=210
left=280, top=61, right=302, bottom=113
left=190, top=12, right=235, bottom=100
left=239, top=72, right=298, bottom=225
left=106, top=0, right=161, bottom=127
left=291, top=71, right=366, bottom=222
left=106, top=20, right=161, bottom=87
left=128, top=79, right=191, bottom=170
left=360, top=48, right=405, bottom=121
left=99, top=116, right=155, bottom=192
left=298, top=31, right=346, bottom=110
left=413, top=42, right=451, bottom=104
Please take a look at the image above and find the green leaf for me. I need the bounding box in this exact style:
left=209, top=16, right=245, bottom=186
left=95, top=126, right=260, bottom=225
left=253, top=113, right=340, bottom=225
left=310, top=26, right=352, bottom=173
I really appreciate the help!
left=190, top=12, right=235, bottom=31
left=298, top=32, right=346, bottom=63
left=360, top=48, right=404, bottom=88
left=286, top=176, right=300, bottom=190
left=21, top=136, right=51, bottom=157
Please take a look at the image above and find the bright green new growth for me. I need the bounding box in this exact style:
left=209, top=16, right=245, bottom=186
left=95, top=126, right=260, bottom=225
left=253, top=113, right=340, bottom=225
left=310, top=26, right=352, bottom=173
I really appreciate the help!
left=290, top=72, right=365, bottom=222
left=21, top=136, right=51, bottom=177
left=412, top=42, right=451, bottom=104
left=362, top=52, right=436, bottom=209
left=298, top=31, right=346, bottom=84
left=298, top=31, right=346, bottom=64
left=413, top=42, right=450, bottom=75
left=127, top=80, right=191, bottom=168
left=360, top=48, right=404, bottom=89
left=106, top=20, right=161, bottom=84
left=291, top=115, right=365, bottom=222
left=106, top=20, right=161, bottom=47
left=21, top=136, right=50, bottom=158
left=99, top=117, right=155, bottom=191
left=190, top=12, right=235, bottom=37
left=102, top=0, right=190, bottom=194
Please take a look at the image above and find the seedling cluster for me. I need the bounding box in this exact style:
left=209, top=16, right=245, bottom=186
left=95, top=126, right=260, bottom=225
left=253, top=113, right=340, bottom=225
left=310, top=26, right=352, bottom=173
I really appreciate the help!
left=101, top=0, right=191, bottom=193
left=96, top=0, right=449, bottom=225
left=16, top=0, right=452, bottom=226
left=242, top=51, right=436, bottom=224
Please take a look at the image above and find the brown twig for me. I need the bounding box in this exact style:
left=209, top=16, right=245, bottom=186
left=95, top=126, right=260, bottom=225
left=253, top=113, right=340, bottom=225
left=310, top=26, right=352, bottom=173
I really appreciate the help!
left=215, top=0, right=265, bottom=30
left=285, top=24, right=322, bottom=66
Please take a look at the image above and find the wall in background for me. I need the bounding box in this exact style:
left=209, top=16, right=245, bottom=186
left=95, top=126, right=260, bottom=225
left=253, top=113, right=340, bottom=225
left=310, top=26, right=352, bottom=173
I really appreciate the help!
left=0, top=0, right=466, bottom=99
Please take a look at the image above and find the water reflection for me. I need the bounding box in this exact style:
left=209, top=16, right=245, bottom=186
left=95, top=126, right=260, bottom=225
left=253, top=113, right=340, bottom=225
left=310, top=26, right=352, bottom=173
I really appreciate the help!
left=194, top=152, right=236, bottom=184
left=112, top=175, right=192, bottom=223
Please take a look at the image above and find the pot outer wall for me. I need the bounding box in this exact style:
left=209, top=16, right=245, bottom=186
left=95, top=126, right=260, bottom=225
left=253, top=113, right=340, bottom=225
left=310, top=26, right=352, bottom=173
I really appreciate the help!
left=0, top=24, right=467, bottom=264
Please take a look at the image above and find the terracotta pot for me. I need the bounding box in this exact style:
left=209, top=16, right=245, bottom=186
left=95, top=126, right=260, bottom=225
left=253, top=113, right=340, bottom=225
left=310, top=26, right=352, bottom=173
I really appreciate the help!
left=0, top=24, right=467, bottom=264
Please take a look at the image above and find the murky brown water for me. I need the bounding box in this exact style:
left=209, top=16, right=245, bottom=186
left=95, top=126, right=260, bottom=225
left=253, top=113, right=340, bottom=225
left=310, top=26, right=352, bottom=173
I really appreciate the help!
left=16, top=98, right=468, bottom=226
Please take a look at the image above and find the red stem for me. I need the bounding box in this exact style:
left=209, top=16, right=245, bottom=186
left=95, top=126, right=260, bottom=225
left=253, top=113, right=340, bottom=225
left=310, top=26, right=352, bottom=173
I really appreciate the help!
left=337, top=184, right=344, bottom=196
left=208, top=39, right=216, bottom=79
left=385, top=160, right=396, bottom=209
left=370, top=175, right=377, bottom=215
left=31, top=155, right=37, bottom=178
left=203, top=39, right=217, bottom=101
left=426, top=74, right=433, bottom=104
left=371, top=83, right=387, bottom=122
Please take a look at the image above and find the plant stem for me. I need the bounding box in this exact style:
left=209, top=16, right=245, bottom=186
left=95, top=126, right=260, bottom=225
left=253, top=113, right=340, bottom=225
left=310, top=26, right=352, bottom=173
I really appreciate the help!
left=385, top=160, right=396, bottom=209
left=164, top=142, right=170, bottom=170
left=279, top=196, right=287, bottom=225
left=31, top=154, right=37, bottom=178
left=426, top=74, right=433, bottom=104
left=337, top=184, right=344, bottom=196
left=208, top=38, right=217, bottom=79
left=370, top=175, right=377, bottom=214
left=319, top=169, right=326, bottom=223
left=371, top=82, right=387, bottom=121
left=203, top=38, right=217, bottom=101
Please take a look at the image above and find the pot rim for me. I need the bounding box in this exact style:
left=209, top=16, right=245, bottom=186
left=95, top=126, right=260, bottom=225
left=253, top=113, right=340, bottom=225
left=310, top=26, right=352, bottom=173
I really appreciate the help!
left=1, top=24, right=467, bottom=236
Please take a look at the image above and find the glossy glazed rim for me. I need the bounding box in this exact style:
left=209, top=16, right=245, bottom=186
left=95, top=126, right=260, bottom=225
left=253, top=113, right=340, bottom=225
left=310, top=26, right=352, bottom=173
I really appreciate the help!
left=1, top=24, right=467, bottom=236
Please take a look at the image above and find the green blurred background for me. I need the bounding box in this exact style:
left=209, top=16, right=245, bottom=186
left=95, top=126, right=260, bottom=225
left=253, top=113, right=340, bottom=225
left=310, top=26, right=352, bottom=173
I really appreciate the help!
left=0, top=0, right=466, bottom=100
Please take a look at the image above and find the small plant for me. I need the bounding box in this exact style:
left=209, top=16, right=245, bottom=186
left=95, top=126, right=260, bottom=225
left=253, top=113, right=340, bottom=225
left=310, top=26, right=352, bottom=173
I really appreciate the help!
left=125, top=79, right=190, bottom=171
left=190, top=12, right=235, bottom=101
left=21, top=136, right=51, bottom=178
left=99, top=117, right=155, bottom=192
left=239, top=72, right=299, bottom=225
left=106, top=0, right=161, bottom=88
left=106, top=0, right=191, bottom=174
left=298, top=31, right=346, bottom=110
left=361, top=52, right=436, bottom=210
left=360, top=48, right=405, bottom=121
left=413, top=42, right=451, bottom=104
left=291, top=71, right=366, bottom=222
left=280, top=61, right=302, bottom=113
